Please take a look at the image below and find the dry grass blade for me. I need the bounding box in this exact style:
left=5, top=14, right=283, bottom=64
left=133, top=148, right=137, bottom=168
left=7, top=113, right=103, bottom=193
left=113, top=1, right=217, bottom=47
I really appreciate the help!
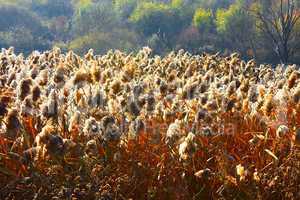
left=264, top=149, right=279, bottom=162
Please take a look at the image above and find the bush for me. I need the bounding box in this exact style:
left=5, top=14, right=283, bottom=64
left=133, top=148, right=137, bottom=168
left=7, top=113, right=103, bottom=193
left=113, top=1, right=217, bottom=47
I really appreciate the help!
left=69, top=28, right=140, bottom=55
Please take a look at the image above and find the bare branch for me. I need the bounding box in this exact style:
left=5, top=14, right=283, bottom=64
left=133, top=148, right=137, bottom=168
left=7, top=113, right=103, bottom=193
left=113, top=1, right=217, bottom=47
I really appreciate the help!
left=249, top=0, right=300, bottom=63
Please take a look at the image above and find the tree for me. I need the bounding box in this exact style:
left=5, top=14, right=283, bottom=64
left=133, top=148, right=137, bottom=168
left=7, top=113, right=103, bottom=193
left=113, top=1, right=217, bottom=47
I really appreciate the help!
left=0, top=5, right=52, bottom=54
left=176, top=26, right=202, bottom=53
left=69, top=28, right=140, bottom=55
left=0, top=5, right=46, bottom=34
left=114, top=0, right=138, bottom=20
left=193, top=8, right=214, bottom=32
left=31, top=0, right=74, bottom=18
left=216, top=1, right=257, bottom=59
left=71, top=0, right=119, bottom=37
left=129, top=1, right=189, bottom=51
left=0, top=26, right=51, bottom=54
left=190, top=0, right=235, bottom=11
left=251, top=0, right=300, bottom=63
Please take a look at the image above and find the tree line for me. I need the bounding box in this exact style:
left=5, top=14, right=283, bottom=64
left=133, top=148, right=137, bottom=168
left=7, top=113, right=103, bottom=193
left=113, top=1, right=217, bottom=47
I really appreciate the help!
left=0, top=0, right=299, bottom=64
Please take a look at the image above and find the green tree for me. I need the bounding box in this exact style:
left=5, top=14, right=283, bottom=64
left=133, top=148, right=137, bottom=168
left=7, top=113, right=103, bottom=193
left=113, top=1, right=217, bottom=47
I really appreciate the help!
left=0, top=26, right=50, bottom=54
left=0, top=5, right=46, bottom=34
left=31, top=0, right=74, bottom=18
left=0, top=5, right=52, bottom=54
left=72, top=0, right=119, bottom=37
left=114, top=0, right=137, bottom=20
left=193, top=8, right=214, bottom=32
left=216, top=1, right=257, bottom=58
left=130, top=1, right=189, bottom=52
left=69, top=0, right=140, bottom=54
left=191, top=0, right=235, bottom=11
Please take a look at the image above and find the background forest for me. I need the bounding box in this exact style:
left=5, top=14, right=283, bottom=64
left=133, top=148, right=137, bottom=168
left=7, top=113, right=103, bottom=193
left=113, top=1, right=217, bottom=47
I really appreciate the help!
left=0, top=0, right=300, bottom=64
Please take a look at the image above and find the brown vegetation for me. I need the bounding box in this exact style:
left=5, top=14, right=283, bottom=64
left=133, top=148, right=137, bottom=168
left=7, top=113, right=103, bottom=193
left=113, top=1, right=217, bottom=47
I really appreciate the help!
left=0, top=47, right=300, bottom=199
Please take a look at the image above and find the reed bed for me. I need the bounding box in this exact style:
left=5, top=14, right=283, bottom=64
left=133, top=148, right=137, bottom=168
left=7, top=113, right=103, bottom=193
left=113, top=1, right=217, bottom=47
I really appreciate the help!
left=0, top=47, right=300, bottom=199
